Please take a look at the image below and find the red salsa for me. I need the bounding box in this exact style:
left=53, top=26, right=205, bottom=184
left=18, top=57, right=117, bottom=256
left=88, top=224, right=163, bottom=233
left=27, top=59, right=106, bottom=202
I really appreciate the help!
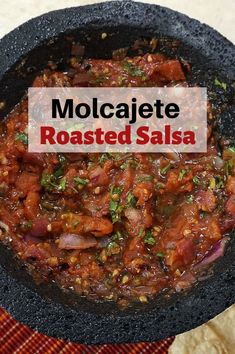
left=0, top=50, right=234, bottom=306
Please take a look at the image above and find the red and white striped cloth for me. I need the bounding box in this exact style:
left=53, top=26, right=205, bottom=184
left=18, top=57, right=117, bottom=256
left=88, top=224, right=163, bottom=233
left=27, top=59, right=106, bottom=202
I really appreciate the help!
left=0, top=308, right=174, bottom=353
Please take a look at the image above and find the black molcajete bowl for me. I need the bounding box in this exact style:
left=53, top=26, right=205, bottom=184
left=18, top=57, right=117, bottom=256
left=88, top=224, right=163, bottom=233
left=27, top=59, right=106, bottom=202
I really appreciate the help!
left=0, top=0, right=235, bottom=344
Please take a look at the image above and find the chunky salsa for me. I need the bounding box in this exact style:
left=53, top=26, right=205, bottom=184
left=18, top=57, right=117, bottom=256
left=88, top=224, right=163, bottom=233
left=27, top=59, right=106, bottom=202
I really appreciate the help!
left=0, top=47, right=234, bottom=306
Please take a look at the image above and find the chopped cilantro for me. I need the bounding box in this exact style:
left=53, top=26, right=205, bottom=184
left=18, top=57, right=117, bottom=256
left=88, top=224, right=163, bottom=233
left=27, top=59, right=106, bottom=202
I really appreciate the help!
left=178, top=169, right=187, bottom=181
left=112, top=231, right=123, bottom=241
left=109, top=201, right=123, bottom=223
left=72, top=221, right=80, bottom=229
left=74, top=176, right=89, bottom=187
left=193, top=176, right=200, bottom=185
left=144, top=230, right=156, bottom=246
left=138, top=228, right=145, bottom=237
left=156, top=252, right=165, bottom=258
left=137, top=175, right=154, bottom=182
left=106, top=241, right=120, bottom=253
left=58, top=154, right=66, bottom=165
left=25, top=220, right=33, bottom=229
left=126, top=192, right=137, bottom=207
left=41, top=173, right=57, bottom=191
left=224, top=160, right=234, bottom=176
left=215, top=176, right=225, bottom=189
left=123, top=61, right=145, bottom=77
left=99, top=153, right=109, bottom=165
left=120, top=161, right=129, bottom=170
left=54, top=154, right=66, bottom=178
left=94, top=74, right=108, bottom=85
left=160, top=163, right=171, bottom=175
left=156, top=182, right=165, bottom=189
left=187, top=195, right=194, bottom=203
left=109, top=185, right=123, bottom=223
left=120, top=159, right=138, bottom=170
left=214, top=78, right=227, bottom=90
left=15, top=132, right=28, bottom=145
left=41, top=172, right=67, bottom=192
left=107, top=241, right=117, bottom=250
left=200, top=210, right=207, bottom=219
left=54, top=167, right=64, bottom=178
left=109, top=199, right=119, bottom=212
left=58, top=178, right=67, bottom=191
left=111, top=209, right=123, bottom=223
left=228, top=146, right=235, bottom=153
left=110, top=185, right=122, bottom=196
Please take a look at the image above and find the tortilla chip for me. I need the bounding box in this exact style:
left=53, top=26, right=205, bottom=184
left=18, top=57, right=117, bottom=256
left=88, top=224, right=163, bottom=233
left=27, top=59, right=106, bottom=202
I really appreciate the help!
left=169, top=305, right=235, bottom=354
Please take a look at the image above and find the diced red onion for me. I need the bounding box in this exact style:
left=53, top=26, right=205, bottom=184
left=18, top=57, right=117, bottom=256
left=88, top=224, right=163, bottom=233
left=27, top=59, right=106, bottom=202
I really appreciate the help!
left=175, top=271, right=196, bottom=292
left=212, top=156, right=224, bottom=170
left=30, top=217, right=48, bottom=238
left=226, top=195, right=235, bottom=215
left=24, top=234, right=41, bottom=243
left=133, top=285, right=156, bottom=296
left=72, top=73, right=90, bottom=85
left=58, top=233, right=97, bottom=250
left=89, top=166, right=108, bottom=186
left=124, top=208, right=142, bottom=224
left=162, top=152, right=180, bottom=161
left=194, top=237, right=228, bottom=270
left=23, top=152, right=45, bottom=167
left=220, top=214, right=235, bottom=233
left=96, top=236, right=112, bottom=249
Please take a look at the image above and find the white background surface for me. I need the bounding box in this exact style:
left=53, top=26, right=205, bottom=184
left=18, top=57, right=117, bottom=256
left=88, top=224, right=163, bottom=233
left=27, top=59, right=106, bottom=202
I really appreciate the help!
left=0, top=0, right=234, bottom=43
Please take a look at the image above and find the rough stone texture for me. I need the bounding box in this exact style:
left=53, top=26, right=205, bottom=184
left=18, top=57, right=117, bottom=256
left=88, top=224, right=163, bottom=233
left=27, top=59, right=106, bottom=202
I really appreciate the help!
left=0, top=0, right=234, bottom=344
left=1, top=0, right=234, bottom=43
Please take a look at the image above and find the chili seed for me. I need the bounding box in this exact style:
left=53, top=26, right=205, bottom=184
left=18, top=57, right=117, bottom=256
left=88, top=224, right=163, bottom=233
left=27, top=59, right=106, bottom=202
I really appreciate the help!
left=139, top=295, right=148, bottom=303
left=122, top=275, right=129, bottom=284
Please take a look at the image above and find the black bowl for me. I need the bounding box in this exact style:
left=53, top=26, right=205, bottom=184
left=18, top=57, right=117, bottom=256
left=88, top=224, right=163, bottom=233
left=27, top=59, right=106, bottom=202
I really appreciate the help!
left=0, top=0, right=234, bottom=344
